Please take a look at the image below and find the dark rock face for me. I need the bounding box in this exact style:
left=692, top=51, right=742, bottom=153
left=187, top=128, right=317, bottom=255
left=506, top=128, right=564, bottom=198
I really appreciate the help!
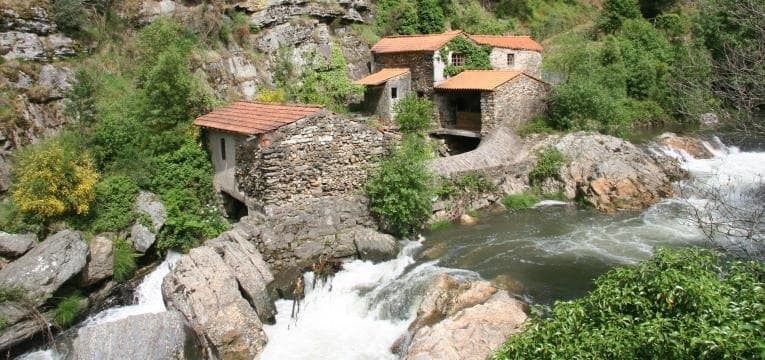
left=57, top=311, right=203, bottom=360
left=162, top=246, right=268, bottom=360
left=0, top=232, right=35, bottom=258
left=0, top=229, right=87, bottom=306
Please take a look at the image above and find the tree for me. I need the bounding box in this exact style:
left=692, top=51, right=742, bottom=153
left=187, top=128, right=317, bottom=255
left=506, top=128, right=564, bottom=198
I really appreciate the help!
left=596, top=0, right=642, bottom=34
left=416, top=0, right=446, bottom=34
left=394, top=95, right=433, bottom=133
left=296, top=45, right=363, bottom=113
left=11, top=136, right=99, bottom=220
left=65, top=68, right=98, bottom=133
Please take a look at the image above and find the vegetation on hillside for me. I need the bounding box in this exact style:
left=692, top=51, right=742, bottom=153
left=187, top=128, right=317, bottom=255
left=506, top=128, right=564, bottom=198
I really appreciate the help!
left=494, top=248, right=765, bottom=359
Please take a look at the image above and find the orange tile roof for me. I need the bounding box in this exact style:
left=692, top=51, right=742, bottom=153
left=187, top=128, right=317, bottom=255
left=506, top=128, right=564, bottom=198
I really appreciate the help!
left=353, top=68, right=410, bottom=86
left=193, top=101, right=324, bottom=135
left=371, top=30, right=463, bottom=54
left=435, top=70, right=526, bottom=91
left=469, top=35, right=543, bottom=52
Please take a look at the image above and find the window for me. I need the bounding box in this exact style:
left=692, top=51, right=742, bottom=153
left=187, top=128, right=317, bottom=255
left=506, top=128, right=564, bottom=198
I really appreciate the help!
left=391, top=87, right=398, bottom=99
left=507, top=53, right=515, bottom=66
left=220, top=137, right=226, bottom=161
left=451, top=53, right=465, bottom=66
left=416, top=91, right=425, bottom=98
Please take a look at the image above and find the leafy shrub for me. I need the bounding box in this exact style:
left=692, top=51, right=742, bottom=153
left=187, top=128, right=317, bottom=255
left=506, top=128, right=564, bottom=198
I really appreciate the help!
left=529, top=147, right=565, bottom=184
left=157, top=188, right=228, bottom=251
left=517, top=116, right=556, bottom=137
left=11, top=136, right=99, bottom=221
left=494, top=248, right=765, bottom=359
left=365, top=135, right=434, bottom=236
left=87, top=175, right=139, bottom=233
left=0, top=199, right=42, bottom=235
left=150, top=142, right=215, bottom=203
left=596, top=0, right=642, bottom=34
left=451, top=171, right=496, bottom=193
left=416, top=0, right=446, bottom=34
left=394, top=95, right=433, bottom=134
left=295, top=45, right=363, bottom=113
left=54, top=294, right=84, bottom=328
left=53, top=0, right=89, bottom=36
left=502, top=192, right=539, bottom=210
left=448, top=0, right=514, bottom=35
left=112, top=237, right=138, bottom=282
left=256, top=88, right=287, bottom=103
left=65, top=68, right=98, bottom=129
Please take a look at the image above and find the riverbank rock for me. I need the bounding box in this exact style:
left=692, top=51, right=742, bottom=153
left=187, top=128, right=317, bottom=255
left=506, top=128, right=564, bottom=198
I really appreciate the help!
left=655, top=133, right=715, bottom=159
left=397, top=275, right=527, bottom=360
left=459, top=214, right=477, bottom=226
left=0, top=229, right=87, bottom=306
left=81, top=234, right=113, bottom=286
left=56, top=311, right=203, bottom=359
left=162, top=246, right=267, bottom=359
left=0, top=232, right=35, bottom=258
left=346, top=227, right=398, bottom=262
left=528, top=132, right=686, bottom=213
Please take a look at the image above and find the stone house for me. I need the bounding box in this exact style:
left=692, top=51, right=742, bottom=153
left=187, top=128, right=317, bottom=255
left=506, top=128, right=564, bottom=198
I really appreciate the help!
left=354, top=68, right=411, bottom=121
left=468, top=35, right=544, bottom=77
left=432, top=70, right=548, bottom=138
left=193, top=101, right=388, bottom=213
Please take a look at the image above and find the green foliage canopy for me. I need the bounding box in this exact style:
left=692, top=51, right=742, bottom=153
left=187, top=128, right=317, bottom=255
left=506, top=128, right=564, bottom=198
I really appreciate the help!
left=394, top=95, right=433, bottom=133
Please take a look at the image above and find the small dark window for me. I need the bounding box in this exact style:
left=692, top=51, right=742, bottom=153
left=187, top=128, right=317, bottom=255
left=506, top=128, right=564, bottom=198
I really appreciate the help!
left=220, top=137, right=226, bottom=161
left=507, top=53, right=515, bottom=66
left=416, top=91, right=425, bottom=98
left=391, top=87, right=398, bottom=99
left=451, top=53, right=465, bottom=66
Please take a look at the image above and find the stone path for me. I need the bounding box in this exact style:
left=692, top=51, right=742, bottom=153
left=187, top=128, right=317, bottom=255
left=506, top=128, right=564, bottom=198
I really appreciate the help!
left=429, top=126, right=526, bottom=176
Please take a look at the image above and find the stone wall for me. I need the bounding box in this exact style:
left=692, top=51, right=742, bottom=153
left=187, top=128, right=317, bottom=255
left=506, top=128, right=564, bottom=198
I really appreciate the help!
left=480, top=75, right=548, bottom=135
left=375, top=52, right=434, bottom=96
left=236, top=111, right=389, bottom=208
left=488, top=48, right=542, bottom=77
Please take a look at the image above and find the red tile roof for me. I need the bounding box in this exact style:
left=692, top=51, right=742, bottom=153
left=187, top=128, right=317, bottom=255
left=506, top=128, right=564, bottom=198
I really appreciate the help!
left=435, top=70, right=530, bottom=91
left=469, top=35, right=543, bottom=52
left=193, top=102, right=324, bottom=135
left=353, top=68, right=410, bottom=85
left=371, top=30, right=463, bottom=54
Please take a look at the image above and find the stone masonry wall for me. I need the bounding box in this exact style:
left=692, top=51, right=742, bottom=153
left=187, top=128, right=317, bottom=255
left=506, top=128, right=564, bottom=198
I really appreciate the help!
left=480, top=75, right=548, bottom=135
left=236, top=111, right=389, bottom=207
left=363, top=72, right=411, bottom=121
left=375, top=52, right=434, bottom=96
left=489, top=49, right=542, bottom=77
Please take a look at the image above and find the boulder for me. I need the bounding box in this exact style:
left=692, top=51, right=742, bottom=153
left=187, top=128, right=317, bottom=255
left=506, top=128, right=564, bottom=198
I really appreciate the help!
left=57, top=311, right=203, bottom=360
left=536, top=132, right=685, bottom=212
left=407, top=275, right=498, bottom=333
left=402, top=291, right=527, bottom=360
left=0, top=229, right=87, bottom=306
left=162, top=246, right=267, bottom=359
left=0, top=232, right=35, bottom=258
left=129, top=223, right=155, bottom=253
left=655, top=132, right=715, bottom=159
left=459, top=214, right=477, bottom=226
left=135, top=191, right=167, bottom=232
left=205, top=224, right=276, bottom=322
left=348, top=227, right=399, bottom=262
left=81, top=235, right=113, bottom=286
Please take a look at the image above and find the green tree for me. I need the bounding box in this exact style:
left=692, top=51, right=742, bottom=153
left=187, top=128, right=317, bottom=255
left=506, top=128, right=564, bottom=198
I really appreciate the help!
left=416, top=0, right=446, bottom=34
left=296, top=45, right=363, bottom=113
left=397, top=2, right=420, bottom=35
left=394, top=95, right=433, bottom=133
left=65, top=68, right=98, bottom=131
left=53, top=0, right=89, bottom=36
left=596, top=0, right=642, bottom=34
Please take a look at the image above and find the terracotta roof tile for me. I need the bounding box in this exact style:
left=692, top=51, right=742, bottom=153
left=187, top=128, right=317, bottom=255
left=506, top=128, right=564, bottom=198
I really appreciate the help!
left=469, top=35, right=543, bottom=52
left=435, top=70, right=525, bottom=91
left=353, top=68, right=410, bottom=85
left=193, top=102, right=324, bottom=135
left=371, top=30, right=462, bottom=54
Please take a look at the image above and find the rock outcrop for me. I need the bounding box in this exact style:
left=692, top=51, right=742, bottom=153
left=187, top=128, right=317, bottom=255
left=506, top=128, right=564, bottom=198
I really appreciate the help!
left=81, top=234, right=113, bottom=286
left=0, top=232, right=35, bottom=258
left=162, top=246, right=267, bottom=359
left=397, top=274, right=528, bottom=360
left=655, top=132, right=716, bottom=159
left=129, top=191, right=166, bottom=252
left=56, top=311, right=203, bottom=360
left=0, top=229, right=87, bottom=306
left=518, top=132, right=687, bottom=213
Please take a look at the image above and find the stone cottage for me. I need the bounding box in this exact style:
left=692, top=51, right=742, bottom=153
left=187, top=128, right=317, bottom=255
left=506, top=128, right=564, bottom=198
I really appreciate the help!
left=193, top=101, right=388, bottom=213
left=354, top=68, right=411, bottom=121
left=468, top=35, right=543, bottom=77
left=432, top=70, right=548, bottom=137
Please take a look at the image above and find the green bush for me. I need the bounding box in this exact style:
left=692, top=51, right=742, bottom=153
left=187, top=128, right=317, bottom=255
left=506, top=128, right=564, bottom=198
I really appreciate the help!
left=517, top=116, right=556, bottom=137
left=394, top=95, right=433, bottom=134
left=451, top=171, right=496, bottom=193
left=149, top=142, right=216, bottom=203
left=54, top=294, right=84, bottom=328
left=157, top=188, right=228, bottom=251
left=502, top=192, right=539, bottom=210
left=86, top=175, right=139, bottom=233
left=494, top=248, right=765, bottom=359
left=365, top=135, right=434, bottom=236
left=113, top=237, right=138, bottom=282
left=0, top=199, right=42, bottom=235
left=53, top=0, right=89, bottom=36
left=596, top=0, right=642, bottom=34
left=295, top=45, right=363, bottom=113
left=529, top=147, right=565, bottom=184
left=416, top=0, right=446, bottom=34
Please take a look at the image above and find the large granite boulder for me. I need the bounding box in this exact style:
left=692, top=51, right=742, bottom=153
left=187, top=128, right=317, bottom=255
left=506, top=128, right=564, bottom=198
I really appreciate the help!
left=129, top=191, right=166, bottom=253
left=81, top=234, right=113, bottom=286
left=0, top=229, right=87, bottom=306
left=531, top=132, right=686, bottom=212
left=57, top=311, right=203, bottom=360
left=655, top=132, right=716, bottom=159
left=0, top=232, right=35, bottom=258
left=398, top=275, right=527, bottom=360
left=205, top=223, right=276, bottom=322
left=162, top=246, right=267, bottom=359
left=348, top=227, right=399, bottom=262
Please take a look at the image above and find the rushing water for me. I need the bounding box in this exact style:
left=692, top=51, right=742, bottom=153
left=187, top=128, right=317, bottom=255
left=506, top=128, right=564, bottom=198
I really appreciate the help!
left=260, top=139, right=765, bottom=359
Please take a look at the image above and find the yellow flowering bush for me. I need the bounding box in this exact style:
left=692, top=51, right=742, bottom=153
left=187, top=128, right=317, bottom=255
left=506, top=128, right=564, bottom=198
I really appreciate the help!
left=11, top=137, right=99, bottom=220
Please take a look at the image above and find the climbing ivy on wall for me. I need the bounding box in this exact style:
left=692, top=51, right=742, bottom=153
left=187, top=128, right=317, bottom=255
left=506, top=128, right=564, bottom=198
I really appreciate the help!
left=440, top=36, right=492, bottom=77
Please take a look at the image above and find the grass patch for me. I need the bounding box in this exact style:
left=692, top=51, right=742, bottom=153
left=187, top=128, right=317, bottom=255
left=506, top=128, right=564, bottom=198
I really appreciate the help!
left=430, top=219, right=452, bottom=231
left=518, top=116, right=557, bottom=137
left=54, top=293, right=84, bottom=328
left=113, top=237, right=138, bottom=282
left=502, top=192, right=540, bottom=210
